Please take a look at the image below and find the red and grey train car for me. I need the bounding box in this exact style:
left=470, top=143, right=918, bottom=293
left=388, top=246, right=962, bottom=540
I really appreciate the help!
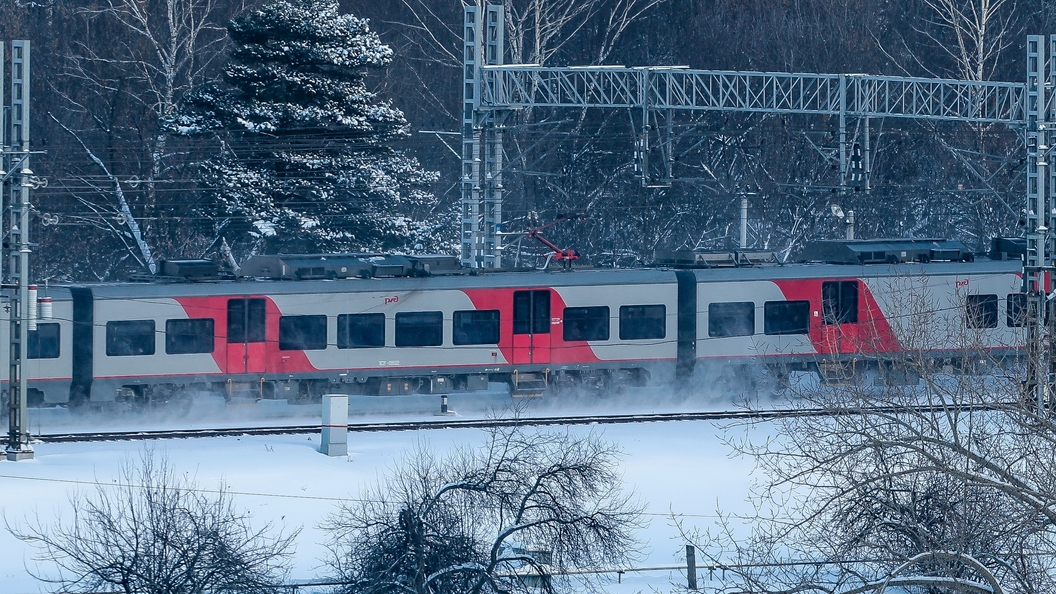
left=0, top=245, right=1026, bottom=406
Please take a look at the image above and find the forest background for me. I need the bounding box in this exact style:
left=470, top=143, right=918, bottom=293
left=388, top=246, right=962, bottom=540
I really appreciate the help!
left=0, top=0, right=1050, bottom=281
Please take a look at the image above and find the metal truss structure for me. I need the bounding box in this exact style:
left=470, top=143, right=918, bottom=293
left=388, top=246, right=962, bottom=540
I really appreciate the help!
left=482, top=67, right=1026, bottom=123
left=461, top=4, right=505, bottom=269
left=2, top=40, right=35, bottom=459
left=1023, top=35, right=1056, bottom=410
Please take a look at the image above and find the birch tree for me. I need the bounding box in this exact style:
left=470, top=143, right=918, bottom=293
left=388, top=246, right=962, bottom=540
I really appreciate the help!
left=53, top=0, right=233, bottom=274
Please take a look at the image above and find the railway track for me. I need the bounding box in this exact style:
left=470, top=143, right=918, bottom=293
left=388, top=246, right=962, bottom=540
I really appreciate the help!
left=31, top=404, right=1001, bottom=443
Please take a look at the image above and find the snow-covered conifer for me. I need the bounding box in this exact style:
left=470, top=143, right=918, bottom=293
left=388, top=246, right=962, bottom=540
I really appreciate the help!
left=174, top=0, right=439, bottom=254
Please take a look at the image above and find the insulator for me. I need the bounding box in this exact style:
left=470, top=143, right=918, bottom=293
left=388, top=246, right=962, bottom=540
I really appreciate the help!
left=27, top=285, right=37, bottom=331
left=38, top=296, right=52, bottom=320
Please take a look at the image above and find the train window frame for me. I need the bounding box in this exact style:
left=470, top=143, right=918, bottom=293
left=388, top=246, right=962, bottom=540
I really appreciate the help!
left=966, top=294, right=999, bottom=329
left=822, top=281, right=859, bottom=324
left=764, top=300, right=811, bottom=335
left=337, top=313, right=386, bottom=348
left=395, top=311, right=444, bottom=347
left=619, top=305, right=666, bottom=340
left=279, top=315, right=328, bottom=351
left=513, top=290, right=551, bottom=335
left=453, top=310, right=501, bottom=345
left=708, top=302, right=755, bottom=338
left=228, top=298, right=266, bottom=343
left=1007, top=293, right=1028, bottom=328
left=563, top=306, right=610, bottom=342
left=106, top=320, right=156, bottom=356
left=28, top=322, right=60, bottom=359
left=165, top=318, right=215, bottom=355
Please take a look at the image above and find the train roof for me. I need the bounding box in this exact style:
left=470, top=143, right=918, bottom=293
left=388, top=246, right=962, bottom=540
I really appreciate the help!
left=71, top=258, right=1022, bottom=300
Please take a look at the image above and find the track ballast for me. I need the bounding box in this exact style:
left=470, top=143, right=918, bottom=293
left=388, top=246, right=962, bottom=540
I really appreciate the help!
left=31, top=404, right=996, bottom=443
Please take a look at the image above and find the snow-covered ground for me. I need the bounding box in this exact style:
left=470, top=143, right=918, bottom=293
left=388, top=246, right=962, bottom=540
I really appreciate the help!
left=0, top=407, right=760, bottom=593
left=20, top=371, right=790, bottom=435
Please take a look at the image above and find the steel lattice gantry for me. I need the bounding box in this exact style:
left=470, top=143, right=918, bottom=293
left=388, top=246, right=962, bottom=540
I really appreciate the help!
left=463, top=52, right=1035, bottom=270
left=482, top=67, right=1026, bottom=123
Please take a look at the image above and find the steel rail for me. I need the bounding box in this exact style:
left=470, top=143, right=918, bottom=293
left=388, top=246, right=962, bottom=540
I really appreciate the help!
left=31, top=403, right=1008, bottom=443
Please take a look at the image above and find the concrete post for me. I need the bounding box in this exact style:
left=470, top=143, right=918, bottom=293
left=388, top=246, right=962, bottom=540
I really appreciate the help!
left=686, top=544, right=697, bottom=590
left=321, top=394, right=348, bottom=456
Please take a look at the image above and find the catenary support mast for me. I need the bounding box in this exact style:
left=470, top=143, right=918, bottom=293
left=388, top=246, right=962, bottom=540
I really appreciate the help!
left=1024, top=35, right=1056, bottom=411
left=461, top=4, right=506, bottom=268
left=6, top=40, right=32, bottom=460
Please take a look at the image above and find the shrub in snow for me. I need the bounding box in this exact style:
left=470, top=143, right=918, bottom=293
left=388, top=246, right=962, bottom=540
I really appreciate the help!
left=321, top=426, right=644, bottom=594
left=8, top=450, right=297, bottom=593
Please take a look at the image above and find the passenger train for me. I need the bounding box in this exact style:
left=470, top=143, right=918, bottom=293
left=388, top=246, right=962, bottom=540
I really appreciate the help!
left=3, top=239, right=1026, bottom=407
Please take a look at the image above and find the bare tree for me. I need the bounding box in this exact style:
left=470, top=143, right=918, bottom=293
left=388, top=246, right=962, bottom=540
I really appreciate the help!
left=7, top=450, right=298, bottom=593
left=920, top=0, right=1018, bottom=82
left=678, top=284, right=1055, bottom=594
left=322, top=425, right=644, bottom=594
left=52, top=0, right=236, bottom=274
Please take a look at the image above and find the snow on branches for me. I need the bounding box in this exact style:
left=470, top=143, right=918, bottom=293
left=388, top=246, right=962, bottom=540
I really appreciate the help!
left=173, top=0, right=441, bottom=255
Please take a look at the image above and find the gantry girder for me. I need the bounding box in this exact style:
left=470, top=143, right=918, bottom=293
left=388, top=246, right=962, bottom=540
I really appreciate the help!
left=481, top=66, right=1027, bottom=124
left=465, top=65, right=1032, bottom=266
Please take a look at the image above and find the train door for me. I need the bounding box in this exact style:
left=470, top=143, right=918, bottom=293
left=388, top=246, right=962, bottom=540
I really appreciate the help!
left=227, top=298, right=266, bottom=374
left=512, top=290, right=551, bottom=364
left=821, top=280, right=859, bottom=352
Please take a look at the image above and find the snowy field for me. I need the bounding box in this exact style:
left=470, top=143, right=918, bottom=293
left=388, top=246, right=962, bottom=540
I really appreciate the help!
left=0, top=410, right=761, bottom=593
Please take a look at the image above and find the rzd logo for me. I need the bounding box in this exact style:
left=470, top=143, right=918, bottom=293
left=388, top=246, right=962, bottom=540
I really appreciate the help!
left=384, top=295, right=400, bottom=305
left=956, top=279, right=969, bottom=288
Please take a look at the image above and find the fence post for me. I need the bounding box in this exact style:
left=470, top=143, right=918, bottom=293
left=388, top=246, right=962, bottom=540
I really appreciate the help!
left=686, top=544, right=697, bottom=590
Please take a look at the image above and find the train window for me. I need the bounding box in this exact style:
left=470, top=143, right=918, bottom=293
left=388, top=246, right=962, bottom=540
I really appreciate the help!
left=619, top=305, right=666, bottom=340
left=395, top=311, right=444, bottom=347
left=453, top=310, right=500, bottom=345
left=28, top=323, right=60, bottom=359
left=165, top=319, right=214, bottom=354
left=228, top=298, right=266, bottom=343
left=279, top=315, right=328, bottom=350
left=337, top=313, right=385, bottom=348
left=708, top=302, right=755, bottom=337
left=966, top=294, right=998, bottom=329
left=106, top=320, right=156, bottom=356
left=1007, top=293, right=1028, bottom=327
left=563, top=306, right=610, bottom=341
left=822, top=281, right=858, bottom=324
left=764, top=301, right=811, bottom=335
left=514, top=290, right=551, bottom=334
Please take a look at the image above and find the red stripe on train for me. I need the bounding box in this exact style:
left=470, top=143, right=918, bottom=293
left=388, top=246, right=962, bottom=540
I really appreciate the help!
left=461, top=287, right=602, bottom=364
left=174, top=296, right=319, bottom=374
left=772, top=279, right=901, bottom=355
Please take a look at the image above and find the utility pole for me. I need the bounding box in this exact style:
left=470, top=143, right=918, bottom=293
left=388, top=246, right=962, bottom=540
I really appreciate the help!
left=5, top=40, right=33, bottom=461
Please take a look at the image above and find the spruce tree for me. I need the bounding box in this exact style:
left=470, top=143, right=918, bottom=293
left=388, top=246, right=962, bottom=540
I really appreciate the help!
left=173, top=0, right=439, bottom=254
